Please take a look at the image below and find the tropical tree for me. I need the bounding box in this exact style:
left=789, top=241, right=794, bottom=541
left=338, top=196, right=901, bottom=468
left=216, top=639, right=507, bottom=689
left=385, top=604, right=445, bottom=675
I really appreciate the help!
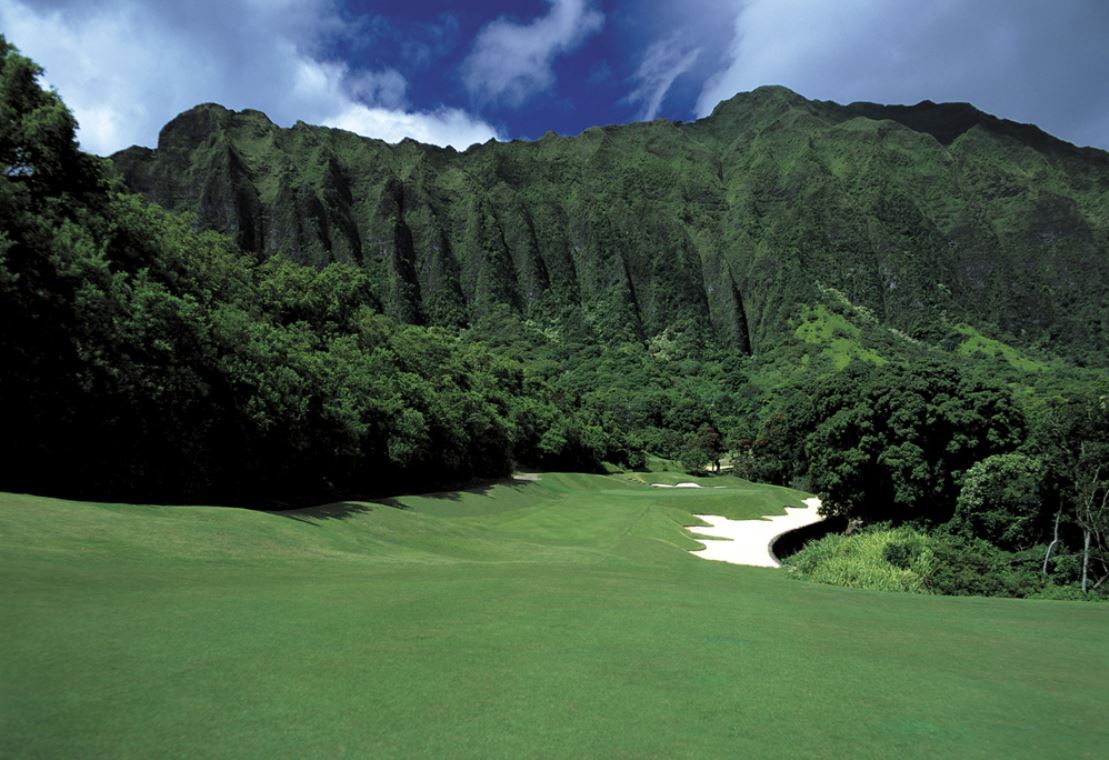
left=683, top=422, right=725, bottom=473
left=756, top=361, right=1026, bottom=525
left=951, top=453, right=1047, bottom=551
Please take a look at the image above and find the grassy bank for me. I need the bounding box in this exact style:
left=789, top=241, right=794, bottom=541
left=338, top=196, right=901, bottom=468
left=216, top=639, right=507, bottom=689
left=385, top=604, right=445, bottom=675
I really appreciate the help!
left=2, top=473, right=1106, bottom=758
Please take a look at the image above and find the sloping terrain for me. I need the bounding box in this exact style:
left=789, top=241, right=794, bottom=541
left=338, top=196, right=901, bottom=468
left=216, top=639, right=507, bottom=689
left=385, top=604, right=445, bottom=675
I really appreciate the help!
left=112, top=87, right=1109, bottom=363
left=2, top=474, right=1106, bottom=758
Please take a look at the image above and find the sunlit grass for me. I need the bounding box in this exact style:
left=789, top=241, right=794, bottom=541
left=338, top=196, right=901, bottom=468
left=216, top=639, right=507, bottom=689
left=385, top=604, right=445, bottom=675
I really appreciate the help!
left=2, top=474, right=1106, bottom=758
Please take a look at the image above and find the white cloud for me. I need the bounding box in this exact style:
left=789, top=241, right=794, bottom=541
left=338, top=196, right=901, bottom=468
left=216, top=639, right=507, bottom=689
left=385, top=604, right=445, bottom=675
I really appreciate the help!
left=325, top=105, right=498, bottom=148
left=0, top=0, right=500, bottom=155
left=346, top=69, right=408, bottom=110
left=461, top=0, right=603, bottom=106
left=695, top=0, right=1109, bottom=150
left=625, top=35, right=701, bottom=120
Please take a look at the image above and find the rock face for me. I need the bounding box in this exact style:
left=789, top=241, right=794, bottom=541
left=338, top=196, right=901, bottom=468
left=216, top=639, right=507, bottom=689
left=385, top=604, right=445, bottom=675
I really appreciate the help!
left=111, top=87, right=1109, bottom=361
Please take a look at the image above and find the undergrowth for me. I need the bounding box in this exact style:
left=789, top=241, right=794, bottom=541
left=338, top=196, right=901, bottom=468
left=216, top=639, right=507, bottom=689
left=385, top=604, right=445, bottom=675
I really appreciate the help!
left=786, top=526, right=1107, bottom=600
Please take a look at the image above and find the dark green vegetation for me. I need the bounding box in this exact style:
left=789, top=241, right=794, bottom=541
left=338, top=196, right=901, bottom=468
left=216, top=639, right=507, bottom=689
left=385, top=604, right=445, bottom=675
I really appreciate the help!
left=1, top=35, right=1107, bottom=598
left=112, top=83, right=1109, bottom=367
left=3, top=475, right=1108, bottom=759
left=0, top=39, right=623, bottom=504
left=1, top=36, right=1108, bottom=758
left=735, top=362, right=1027, bottom=524
left=787, top=526, right=1058, bottom=599
left=760, top=366, right=1108, bottom=597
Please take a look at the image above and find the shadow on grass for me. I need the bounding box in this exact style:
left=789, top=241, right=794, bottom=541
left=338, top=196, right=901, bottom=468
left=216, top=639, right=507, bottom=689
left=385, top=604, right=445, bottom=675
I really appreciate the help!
left=389, top=478, right=519, bottom=502
left=273, top=475, right=539, bottom=523
left=275, top=501, right=377, bottom=525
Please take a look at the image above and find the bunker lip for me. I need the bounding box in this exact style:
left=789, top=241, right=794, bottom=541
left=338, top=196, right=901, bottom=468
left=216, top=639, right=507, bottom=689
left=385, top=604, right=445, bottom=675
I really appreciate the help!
left=685, top=497, right=823, bottom=568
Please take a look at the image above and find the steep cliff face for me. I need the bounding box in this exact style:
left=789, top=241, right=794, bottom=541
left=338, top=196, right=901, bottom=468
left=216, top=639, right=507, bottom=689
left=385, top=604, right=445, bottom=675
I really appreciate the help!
left=111, top=87, right=1109, bottom=361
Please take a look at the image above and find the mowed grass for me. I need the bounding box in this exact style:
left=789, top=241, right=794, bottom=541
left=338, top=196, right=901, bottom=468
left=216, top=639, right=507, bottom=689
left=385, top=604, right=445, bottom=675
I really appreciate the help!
left=2, top=473, right=1106, bottom=759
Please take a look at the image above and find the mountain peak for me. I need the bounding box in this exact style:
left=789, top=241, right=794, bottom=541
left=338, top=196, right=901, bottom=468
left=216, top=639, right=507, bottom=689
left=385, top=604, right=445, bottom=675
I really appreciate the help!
left=156, top=103, right=275, bottom=152
left=708, top=85, right=809, bottom=117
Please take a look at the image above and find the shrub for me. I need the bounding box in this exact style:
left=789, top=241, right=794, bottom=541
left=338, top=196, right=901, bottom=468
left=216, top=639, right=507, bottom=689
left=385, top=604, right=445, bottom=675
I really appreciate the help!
left=920, top=535, right=1044, bottom=598
left=787, top=526, right=932, bottom=593
left=883, top=535, right=926, bottom=569
left=789, top=527, right=1055, bottom=599
left=1032, top=584, right=1101, bottom=602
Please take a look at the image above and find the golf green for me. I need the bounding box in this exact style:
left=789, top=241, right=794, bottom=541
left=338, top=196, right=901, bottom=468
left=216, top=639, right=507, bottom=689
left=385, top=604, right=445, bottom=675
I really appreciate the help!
left=2, top=473, right=1106, bottom=758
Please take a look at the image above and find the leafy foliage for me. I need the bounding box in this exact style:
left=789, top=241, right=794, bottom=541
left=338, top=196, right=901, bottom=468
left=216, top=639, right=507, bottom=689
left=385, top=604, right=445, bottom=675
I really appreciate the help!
left=743, top=361, right=1026, bottom=525
left=112, top=87, right=1109, bottom=367
left=786, top=526, right=933, bottom=593
left=788, top=527, right=1048, bottom=598
left=951, top=453, right=1048, bottom=550
left=922, top=534, right=1045, bottom=598
left=1026, top=394, right=1109, bottom=591
left=0, top=38, right=607, bottom=504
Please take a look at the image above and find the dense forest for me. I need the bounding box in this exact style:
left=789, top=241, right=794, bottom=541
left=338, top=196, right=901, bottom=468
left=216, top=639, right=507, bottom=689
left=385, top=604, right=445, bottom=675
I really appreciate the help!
left=1, top=37, right=1106, bottom=597
left=0, top=38, right=627, bottom=505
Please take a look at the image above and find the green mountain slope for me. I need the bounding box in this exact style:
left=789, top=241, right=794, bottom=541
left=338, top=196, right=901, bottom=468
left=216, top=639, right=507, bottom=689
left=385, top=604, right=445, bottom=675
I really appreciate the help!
left=112, top=86, right=1109, bottom=364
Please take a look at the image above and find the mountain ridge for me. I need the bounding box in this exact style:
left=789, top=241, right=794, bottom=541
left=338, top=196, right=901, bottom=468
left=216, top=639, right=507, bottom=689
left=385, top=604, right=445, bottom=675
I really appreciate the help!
left=111, top=87, right=1109, bottom=364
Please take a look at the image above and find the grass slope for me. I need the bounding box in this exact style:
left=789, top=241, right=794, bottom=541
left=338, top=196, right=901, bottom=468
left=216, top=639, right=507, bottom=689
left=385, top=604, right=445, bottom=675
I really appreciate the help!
left=2, top=473, right=1106, bottom=758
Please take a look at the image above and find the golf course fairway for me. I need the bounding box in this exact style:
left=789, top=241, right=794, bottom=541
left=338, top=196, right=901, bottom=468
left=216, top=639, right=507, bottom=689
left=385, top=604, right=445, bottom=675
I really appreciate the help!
left=2, top=472, right=1106, bottom=758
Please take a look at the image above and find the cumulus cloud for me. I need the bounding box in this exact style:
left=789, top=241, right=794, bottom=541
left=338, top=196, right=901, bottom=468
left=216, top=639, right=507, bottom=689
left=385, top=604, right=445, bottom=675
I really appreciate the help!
left=326, top=105, right=499, bottom=148
left=345, top=69, right=409, bottom=111
left=461, top=0, right=603, bottom=106
left=0, top=0, right=500, bottom=154
left=696, top=0, right=1109, bottom=149
left=625, top=35, right=701, bottom=120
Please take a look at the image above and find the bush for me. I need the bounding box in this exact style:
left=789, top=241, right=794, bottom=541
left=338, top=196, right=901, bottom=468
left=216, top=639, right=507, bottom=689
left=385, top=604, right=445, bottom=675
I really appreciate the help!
left=789, top=527, right=1055, bottom=599
left=1032, top=584, right=1102, bottom=602
left=920, top=535, right=1044, bottom=598
left=787, top=526, right=933, bottom=593
left=883, top=535, right=925, bottom=569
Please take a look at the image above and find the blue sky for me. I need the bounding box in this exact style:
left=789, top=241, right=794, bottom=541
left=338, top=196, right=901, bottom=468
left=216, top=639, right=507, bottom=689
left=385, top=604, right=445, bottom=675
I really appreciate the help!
left=2, top=0, right=1107, bottom=155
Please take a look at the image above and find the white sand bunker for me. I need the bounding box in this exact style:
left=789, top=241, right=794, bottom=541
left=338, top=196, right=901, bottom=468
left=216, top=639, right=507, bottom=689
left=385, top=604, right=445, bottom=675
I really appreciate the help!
left=686, top=497, right=824, bottom=568
left=650, top=482, right=703, bottom=488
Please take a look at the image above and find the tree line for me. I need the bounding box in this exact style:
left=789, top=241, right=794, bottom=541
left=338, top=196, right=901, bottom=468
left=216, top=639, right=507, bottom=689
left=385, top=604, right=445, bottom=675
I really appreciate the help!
left=735, top=362, right=1108, bottom=597
left=0, top=38, right=624, bottom=505
left=2, top=37, right=1105, bottom=599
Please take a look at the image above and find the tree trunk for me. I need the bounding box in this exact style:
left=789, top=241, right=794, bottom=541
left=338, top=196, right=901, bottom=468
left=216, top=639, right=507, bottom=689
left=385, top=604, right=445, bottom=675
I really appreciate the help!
left=1042, top=506, right=1062, bottom=576
left=1078, top=461, right=1103, bottom=595
left=1093, top=571, right=1108, bottom=591
left=1081, top=529, right=1091, bottom=594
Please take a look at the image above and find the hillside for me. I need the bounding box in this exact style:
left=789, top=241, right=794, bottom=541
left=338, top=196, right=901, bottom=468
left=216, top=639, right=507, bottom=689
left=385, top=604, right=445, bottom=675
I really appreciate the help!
left=3, top=36, right=1106, bottom=548
left=3, top=474, right=1107, bottom=758
left=112, top=86, right=1109, bottom=365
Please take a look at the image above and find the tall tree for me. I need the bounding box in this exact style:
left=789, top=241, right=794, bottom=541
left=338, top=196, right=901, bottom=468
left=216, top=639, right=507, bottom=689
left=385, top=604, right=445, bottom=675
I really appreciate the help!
left=952, top=453, right=1048, bottom=551
left=1029, top=395, right=1109, bottom=589
left=754, top=361, right=1026, bottom=525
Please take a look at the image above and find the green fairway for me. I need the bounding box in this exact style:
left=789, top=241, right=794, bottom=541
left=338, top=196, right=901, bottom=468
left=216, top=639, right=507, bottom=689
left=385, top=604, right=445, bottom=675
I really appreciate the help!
left=2, top=473, right=1106, bottom=758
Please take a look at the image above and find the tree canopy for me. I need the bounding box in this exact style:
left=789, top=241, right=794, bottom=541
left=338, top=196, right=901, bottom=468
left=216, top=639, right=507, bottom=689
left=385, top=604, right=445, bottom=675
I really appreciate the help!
left=744, top=362, right=1026, bottom=525
left=0, top=38, right=613, bottom=505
